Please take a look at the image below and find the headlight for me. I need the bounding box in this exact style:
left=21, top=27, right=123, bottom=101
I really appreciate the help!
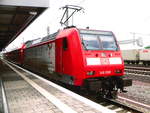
left=115, top=69, right=122, bottom=73
left=87, top=71, right=95, bottom=75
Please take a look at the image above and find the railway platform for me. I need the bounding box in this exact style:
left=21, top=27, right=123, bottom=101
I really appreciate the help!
left=0, top=59, right=115, bottom=113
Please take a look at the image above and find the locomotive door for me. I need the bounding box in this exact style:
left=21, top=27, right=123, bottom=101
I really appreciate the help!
left=56, top=37, right=69, bottom=74
left=62, top=37, right=69, bottom=74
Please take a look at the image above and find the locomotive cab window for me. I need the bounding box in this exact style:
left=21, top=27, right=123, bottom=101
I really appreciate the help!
left=63, top=37, right=68, bottom=50
left=80, top=30, right=118, bottom=51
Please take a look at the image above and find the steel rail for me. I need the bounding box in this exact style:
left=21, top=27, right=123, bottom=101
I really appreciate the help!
left=125, top=66, right=150, bottom=71
left=99, top=97, right=143, bottom=113
left=118, top=96, right=150, bottom=109
left=0, top=78, right=10, bottom=113
left=125, top=69, right=150, bottom=77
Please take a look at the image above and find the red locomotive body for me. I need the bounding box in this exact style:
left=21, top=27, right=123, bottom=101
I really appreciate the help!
left=4, top=27, right=132, bottom=98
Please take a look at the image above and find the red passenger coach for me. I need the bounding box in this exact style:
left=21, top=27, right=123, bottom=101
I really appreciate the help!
left=5, top=27, right=132, bottom=98
left=4, top=44, right=25, bottom=65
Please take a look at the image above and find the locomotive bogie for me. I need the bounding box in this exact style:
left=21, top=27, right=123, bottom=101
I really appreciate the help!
left=83, top=76, right=132, bottom=98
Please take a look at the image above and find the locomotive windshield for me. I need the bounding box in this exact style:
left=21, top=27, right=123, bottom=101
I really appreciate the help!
left=80, top=30, right=118, bottom=51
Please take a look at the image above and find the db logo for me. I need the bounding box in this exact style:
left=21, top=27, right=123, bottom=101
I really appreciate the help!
left=100, top=58, right=109, bottom=64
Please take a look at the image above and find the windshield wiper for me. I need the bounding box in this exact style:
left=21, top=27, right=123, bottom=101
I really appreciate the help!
left=81, top=38, right=88, bottom=50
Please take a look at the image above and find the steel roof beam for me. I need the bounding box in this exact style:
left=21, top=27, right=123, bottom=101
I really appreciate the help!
left=0, top=39, right=10, bottom=41
left=0, top=34, right=12, bottom=36
left=0, top=0, right=49, bottom=51
left=0, top=23, right=19, bottom=27
left=0, top=31, right=14, bottom=33
left=0, top=0, right=49, bottom=7
left=0, top=10, right=31, bottom=15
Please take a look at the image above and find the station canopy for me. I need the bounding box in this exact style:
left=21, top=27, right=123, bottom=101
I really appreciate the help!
left=0, top=0, right=49, bottom=51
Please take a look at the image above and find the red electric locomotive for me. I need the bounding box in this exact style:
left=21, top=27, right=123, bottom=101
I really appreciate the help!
left=5, top=27, right=132, bottom=98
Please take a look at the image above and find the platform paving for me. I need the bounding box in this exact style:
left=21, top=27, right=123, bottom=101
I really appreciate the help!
left=0, top=60, right=5, bottom=113
left=0, top=59, right=115, bottom=113
left=0, top=60, right=62, bottom=113
left=0, top=78, right=3, bottom=113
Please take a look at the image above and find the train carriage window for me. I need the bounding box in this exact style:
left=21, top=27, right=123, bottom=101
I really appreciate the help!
left=63, top=38, right=68, bottom=50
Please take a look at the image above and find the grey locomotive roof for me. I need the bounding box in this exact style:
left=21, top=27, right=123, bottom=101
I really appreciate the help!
left=25, top=32, right=58, bottom=48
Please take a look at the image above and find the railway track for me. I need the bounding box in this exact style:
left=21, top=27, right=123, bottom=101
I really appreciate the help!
left=100, top=98, right=143, bottom=113
left=125, top=65, right=150, bottom=71
left=125, top=64, right=148, bottom=67
left=77, top=92, right=143, bottom=113
left=125, top=66, right=150, bottom=77
left=3, top=60, right=147, bottom=113
left=0, top=77, right=9, bottom=113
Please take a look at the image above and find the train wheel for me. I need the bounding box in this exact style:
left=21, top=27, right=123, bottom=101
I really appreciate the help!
left=98, top=89, right=117, bottom=99
left=148, top=62, right=150, bottom=65
left=135, top=61, right=139, bottom=64
left=110, top=90, right=117, bottom=99
left=143, top=62, right=147, bottom=66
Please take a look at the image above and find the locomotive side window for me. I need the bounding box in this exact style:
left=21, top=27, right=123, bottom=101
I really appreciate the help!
left=63, top=37, right=68, bottom=50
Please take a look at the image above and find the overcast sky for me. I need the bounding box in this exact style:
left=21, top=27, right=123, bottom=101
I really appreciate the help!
left=5, top=0, right=150, bottom=51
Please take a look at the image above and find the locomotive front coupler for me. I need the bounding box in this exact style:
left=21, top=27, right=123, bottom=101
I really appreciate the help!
left=115, top=76, right=132, bottom=93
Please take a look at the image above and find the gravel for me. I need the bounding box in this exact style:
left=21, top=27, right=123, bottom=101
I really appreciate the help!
left=118, top=73, right=150, bottom=113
